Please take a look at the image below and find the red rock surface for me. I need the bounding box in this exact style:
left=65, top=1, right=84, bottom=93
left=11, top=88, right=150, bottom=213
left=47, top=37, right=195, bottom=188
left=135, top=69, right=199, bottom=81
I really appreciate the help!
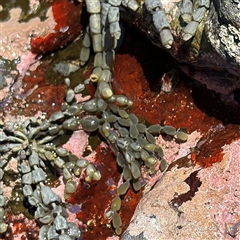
left=31, top=0, right=83, bottom=56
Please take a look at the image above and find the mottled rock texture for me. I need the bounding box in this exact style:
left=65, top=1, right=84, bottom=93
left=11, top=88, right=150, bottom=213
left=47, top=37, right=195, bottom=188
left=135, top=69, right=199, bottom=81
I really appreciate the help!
left=122, top=139, right=240, bottom=240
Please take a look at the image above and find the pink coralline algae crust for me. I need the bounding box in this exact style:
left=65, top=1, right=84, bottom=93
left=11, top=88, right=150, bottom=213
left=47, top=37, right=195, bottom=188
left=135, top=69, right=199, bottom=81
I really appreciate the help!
left=199, top=140, right=240, bottom=238
left=5, top=213, right=39, bottom=240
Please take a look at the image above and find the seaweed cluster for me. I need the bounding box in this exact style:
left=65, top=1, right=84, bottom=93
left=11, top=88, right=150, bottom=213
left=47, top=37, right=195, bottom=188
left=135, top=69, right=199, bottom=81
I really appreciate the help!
left=0, top=72, right=188, bottom=238
left=0, top=0, right=196, bottom=239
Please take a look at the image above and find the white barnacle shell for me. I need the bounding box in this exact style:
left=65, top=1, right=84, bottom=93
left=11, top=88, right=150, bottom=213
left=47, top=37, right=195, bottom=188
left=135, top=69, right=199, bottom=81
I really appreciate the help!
left=89, top=14, right=101, bottom=34
left=152, top=10, right=173, bottom=49
left=122, top=0, right=139, bottom=11
left=160, top=28, right=174, bottom=49
left=110, top=21, right=121, bottom=40
left=85, top=0, right=101, bottom=14
left=199, top=0, right=210, bottom=8
left=108, top=6, right=119, bottom=24
left=180, top=0, right=193, bottom=23
left=101, top=2, right=111, bottom=26
left=192, top=7, right=206, bottom=23
left=145, top=0, right=163, bottom=13
left=92, top=33, right=103, bottom=52
left=182, top=21, right=199, bottom=41
left=108, top=0, right=121, bottom=6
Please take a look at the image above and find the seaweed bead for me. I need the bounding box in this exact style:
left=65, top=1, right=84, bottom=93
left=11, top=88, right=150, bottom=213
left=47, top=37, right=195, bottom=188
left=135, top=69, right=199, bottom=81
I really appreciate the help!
left=117, top=109, right=129, bottom=119
left=116, top=137, right=130, bottom=149
left=123, top=166, right=132, bottom=180
left=146, top=156, right=157, bottom=166
left=128, top=113, right=138, bottom=124
left=130, top=142, right=141, bottom=152
left=130, top=124, right=139, bottom=139
left=56, top=147, right=69, bottom=157
left=108, top=130, right=119, bottom=143
left=54, top=157, right=65, bottom=168
left=155, top=146, right=164, bottom=158
left=176, top=130, right=188, bottom=141
left=116, top=95, right=128, bottom=106
left=83, top=98, right=98, bottom=113
left=111, top=196, right=121, bottom=211
left=146, top=131, right=156, bottom=144
left=147, top=124, right=162, bottom=133
left=97, top=98, right=108, bottom=111
left=86, top=164, right=96, bottom=177
left=112, top=212, right=122, bottom=228
left=115, top=227, right=122, bottom=235
left=80, top=117, right=99, bottom=132
left=117, top=118, right=131, bottom=127
left=124, top=150, right=135, bottom=163
left=49, top=111, right=64, bottom=122
left=66, top=89, right=75, bottom=103
left=101, top=121, right=111, bottom=137
left=119, top=127, right=129, bottom=137
left=160, top=158, right=168, bottom=171
left=74, top=83, right=85, bottom=93
left=132, top=179, right=141, bottom=191
left=63, top=118, right=79, bottom=131
left=76, top=159, right=89, bottom=168
left=136, top=124, right=146, bottom=133
left=65, top=181, right=77, bottom=194
left=117, top=180, right=130, bottom=195
left=144, top=143, right=156, bottom=151
left=64, top=104, right=82, bottom=116
left=162, top=125, right=177, bottom=136
left=93, top=170, right=101, bottom=180
left=130, top=161, right=141, bottom=179
left=48, top=124, right=60, bottom=135
left=63, top=168, right=72, bottom=180
left=116, top=153, right=126, bottom=168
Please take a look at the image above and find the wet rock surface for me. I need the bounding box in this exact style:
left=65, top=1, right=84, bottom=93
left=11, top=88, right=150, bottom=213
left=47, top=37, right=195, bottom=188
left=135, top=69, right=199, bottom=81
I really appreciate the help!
left=122, top=0, right=240, bottom=97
